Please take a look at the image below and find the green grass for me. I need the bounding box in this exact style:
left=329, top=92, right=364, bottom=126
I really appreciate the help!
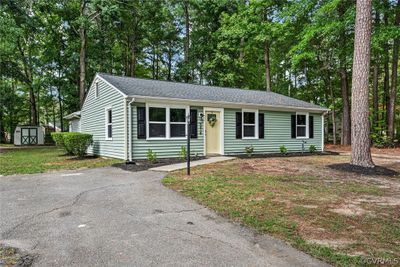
left=163, top=157, right=400, bottom=267
left=0, top=147, right=122, bottom=175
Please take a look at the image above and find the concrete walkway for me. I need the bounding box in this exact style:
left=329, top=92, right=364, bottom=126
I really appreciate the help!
left=149, top=156, right=235, bottom=172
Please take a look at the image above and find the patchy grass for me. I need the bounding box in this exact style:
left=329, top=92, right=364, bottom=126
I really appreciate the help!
left=163, top=155, right=400, bottom=266
left=0, top=147, right=122, bottom=175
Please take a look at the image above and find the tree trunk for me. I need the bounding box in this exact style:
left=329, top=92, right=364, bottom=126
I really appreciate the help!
left=383, top=3, right=390, bottom=130
left=338, top=3, right=351, bottom=145
left=388, top=0, right=400, bottom=139
left=167, top=45, right=173, bottom=81
left=372, top=11, right=379, bottom=127
left=350, top=0, right=374, bottom=168
left=17, top=38, right=37, bottom=125
left=152, top=46, right=156, bottom=79
left=130, top=41, right=136, bottom=77
left=57, top=88, right=64, bottom=131
left=156, top=47, right=159, bottom=80
left=329, top=78, right=337, bottom=145
left=339, top=68, right=351, bottom=145
left=183, top=0, right=190, bottom=82
left=239, top=37, right=245, bottom=61
left=264, top=40, right=272, bottom=92
left=79, top=0, right=87, bottom=108
left=372, top=52, right=379, bottom=126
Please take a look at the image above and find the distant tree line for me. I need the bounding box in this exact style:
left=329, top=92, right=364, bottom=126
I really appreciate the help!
left=0, top=0, right=399, bottom=145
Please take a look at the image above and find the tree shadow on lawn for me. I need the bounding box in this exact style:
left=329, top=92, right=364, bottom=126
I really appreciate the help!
left=328, top=163, right=398, bottom=177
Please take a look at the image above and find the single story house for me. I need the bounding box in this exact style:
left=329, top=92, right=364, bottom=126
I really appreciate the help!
left=68, top=73, right=328, bottom=161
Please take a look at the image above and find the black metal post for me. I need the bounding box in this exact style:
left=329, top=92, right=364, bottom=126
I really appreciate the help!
left=187, top=115, right=191, bottom=175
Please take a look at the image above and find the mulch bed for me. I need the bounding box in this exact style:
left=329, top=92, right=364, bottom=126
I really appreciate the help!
left=236, top=151, right=339, bottom=159
left=113, top=156, right=206, bottom=172
left=328, top=163, right=398, bottom=177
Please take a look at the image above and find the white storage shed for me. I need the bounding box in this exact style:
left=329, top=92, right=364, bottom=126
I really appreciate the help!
left=14, top=125, right=45, bottom=145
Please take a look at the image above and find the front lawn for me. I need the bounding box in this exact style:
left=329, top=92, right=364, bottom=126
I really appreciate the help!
left=0, top=146, right=122, bottom=175
left=163, top=154, right=400, bottom=266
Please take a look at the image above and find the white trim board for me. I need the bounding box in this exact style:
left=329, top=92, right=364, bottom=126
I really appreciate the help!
left=130, top=95, right=329, bottom=113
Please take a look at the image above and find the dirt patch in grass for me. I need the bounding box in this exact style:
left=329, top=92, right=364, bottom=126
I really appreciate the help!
left=113, top=156, right=206, bottom=172
left=163, top=154, right=400, bottom=266
left=328, top=163, right=398, bottom=177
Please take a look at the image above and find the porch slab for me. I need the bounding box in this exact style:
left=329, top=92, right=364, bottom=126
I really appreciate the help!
left=149, top=156, right=235, bottom=172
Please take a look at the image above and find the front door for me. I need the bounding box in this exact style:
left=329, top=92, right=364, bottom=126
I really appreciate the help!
left=205, top=111, right=221, bottom=155
left=21, top=128, right=38, bottom=145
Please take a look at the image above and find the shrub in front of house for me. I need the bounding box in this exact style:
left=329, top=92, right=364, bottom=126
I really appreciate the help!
left=63, top=133, right=93, bottom=158
left=179, top=146, right=187, bottom=161
left=245, top=146, right=254, bottom=157
left=51, top=132, right=93, bottom=157
left=51, top=132, right=73, bottom=154
left=279, top=145, right=287, bottom=155
left=309, top=145, right=317, bottom=153
left=147, top=149, right=158, bottom=164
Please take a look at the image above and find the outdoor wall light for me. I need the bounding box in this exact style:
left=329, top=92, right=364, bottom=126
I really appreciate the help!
left=199, top=112, right=204, bottom=132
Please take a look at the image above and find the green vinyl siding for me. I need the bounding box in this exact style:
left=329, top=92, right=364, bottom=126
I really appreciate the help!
left=81, top=79, right=126, bottom=159
left=131, top=103, right=204, bottom=159
left=224, top=109, right=322, bottom=155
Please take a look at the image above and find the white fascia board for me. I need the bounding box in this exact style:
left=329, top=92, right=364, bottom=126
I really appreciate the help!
left=130, top=95, right=329, bottom=113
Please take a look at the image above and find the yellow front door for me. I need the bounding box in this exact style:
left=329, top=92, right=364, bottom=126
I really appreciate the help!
left=205, top=111, right=221, bottom=155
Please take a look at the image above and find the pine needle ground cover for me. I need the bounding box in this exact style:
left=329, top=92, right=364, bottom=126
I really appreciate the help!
left=0, top=146, right=122, bottom=176
left=163, top=155, right=400, bottom=266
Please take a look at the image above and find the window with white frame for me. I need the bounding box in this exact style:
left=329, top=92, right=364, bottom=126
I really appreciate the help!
left=296, top=113, right=308, bottom=138
left=105, top=108, right=112, bottom=139
left=148, top=107, right=167, bottom=138
left=95, top=82, right=99, bottom=98
left=147, top=105, right=188, bottom=139
left=170, top=108, right=186, bottom=137
left=242, top=110, right=258, bottom=138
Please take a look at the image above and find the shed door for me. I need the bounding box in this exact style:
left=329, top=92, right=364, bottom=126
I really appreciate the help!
left=21, top=128, right=38, bottom=145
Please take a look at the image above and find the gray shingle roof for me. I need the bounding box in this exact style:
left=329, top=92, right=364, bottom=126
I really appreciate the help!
left=99, top=73, right=328, bottom=111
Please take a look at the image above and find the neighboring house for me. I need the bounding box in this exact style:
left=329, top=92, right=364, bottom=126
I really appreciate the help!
left=65, top=111, right=81, bottom=132
left=67, top=73, right=329, bottom=160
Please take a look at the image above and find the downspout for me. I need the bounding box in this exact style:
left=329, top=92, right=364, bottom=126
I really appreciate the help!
left=128, top=98, right=135, bottom=162
left=322, top=111, right=328, bottom=152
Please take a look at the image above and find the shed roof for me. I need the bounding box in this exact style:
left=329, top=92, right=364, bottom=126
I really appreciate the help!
left=98, top=73, right=328, bottom=112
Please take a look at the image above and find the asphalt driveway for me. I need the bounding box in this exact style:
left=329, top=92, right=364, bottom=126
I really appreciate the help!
left=0, top=167, right=328, bottom=266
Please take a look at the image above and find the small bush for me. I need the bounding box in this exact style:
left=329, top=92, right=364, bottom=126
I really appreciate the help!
left=279, top=145, right=287, bottom=155
left=309, top=145, right=317, bottom=153
left=51, top=132, right=73, bottom=154
left=63, top=133, right=93, bottom=158
left=147, top=149, right=158, bottom=164
left=51, top=132, right=92, bottom=157
left=245, top=146, right=254, bottom=157
left=372, top=135, right=395, bottom=148
left=179, top=146, right=187, bottom=161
